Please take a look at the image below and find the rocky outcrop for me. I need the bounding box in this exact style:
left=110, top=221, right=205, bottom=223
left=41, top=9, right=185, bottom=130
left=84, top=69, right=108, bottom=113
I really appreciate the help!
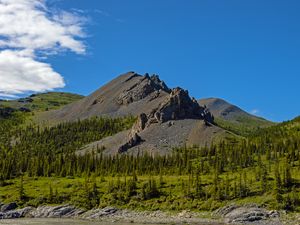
left=30, top=205, right=85, bottom=218
left=214, top=204, right=281, bottom=224
left=117, top=73, right=170, bottom=105
left=0, top=205, right=217, bottom=224
left=0, top=206, right=34, bottom=219
left=124, top=88, right=214, bottom=131
left=147, top=87, right=214, bottom=123
left=0, top=202, right=18, bottom=212
left=117, top=87, right=214, bottom=153
left=118, top=132, right=143, bottom=153
left=0, top=203, right=284, bottom=224
left=83, top=207, right=118, bottom=219
left=0, top=204, right=85, bottom=219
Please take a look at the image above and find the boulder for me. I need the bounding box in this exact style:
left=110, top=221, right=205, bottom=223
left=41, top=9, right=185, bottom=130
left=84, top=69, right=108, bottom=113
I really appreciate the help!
left=0, top=207, right=34, bottom=219
left=31, top=205, right=85, bottom=218
left=84, top=207, right=119, bottom=219
left=214, top=204, right=280, bottom=224
left=0, top=202, right=18, bottom=212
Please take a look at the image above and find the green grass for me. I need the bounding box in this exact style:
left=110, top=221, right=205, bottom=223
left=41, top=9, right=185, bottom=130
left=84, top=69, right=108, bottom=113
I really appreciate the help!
left=0, top=92, right=84, bottom=112
left=215, top=116, right=275, bottom=136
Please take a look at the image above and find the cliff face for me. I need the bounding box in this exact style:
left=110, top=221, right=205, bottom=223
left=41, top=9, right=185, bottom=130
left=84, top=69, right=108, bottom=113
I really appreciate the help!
left=116, top=74, right=170, bottom=106
left=117, top=85, right=215, bottom=153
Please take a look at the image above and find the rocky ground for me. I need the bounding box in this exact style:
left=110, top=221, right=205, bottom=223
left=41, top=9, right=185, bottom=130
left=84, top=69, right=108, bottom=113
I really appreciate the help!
left=0, top=202, right=294, bottom=224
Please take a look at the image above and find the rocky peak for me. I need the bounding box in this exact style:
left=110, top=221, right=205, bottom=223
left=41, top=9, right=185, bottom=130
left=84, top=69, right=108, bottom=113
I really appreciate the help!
left=148, top=74, right=170, bottom=93
left=117, top=73, right=170, bottom=105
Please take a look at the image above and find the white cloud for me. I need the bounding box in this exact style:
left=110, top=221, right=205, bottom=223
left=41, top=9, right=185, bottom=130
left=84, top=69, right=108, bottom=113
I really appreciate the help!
left=0, top=50, right=64, bottom=96
left=0, top=0, right=86, bottom=98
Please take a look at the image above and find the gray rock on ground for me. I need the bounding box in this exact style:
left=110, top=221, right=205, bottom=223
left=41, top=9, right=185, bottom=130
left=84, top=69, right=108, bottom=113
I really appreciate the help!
left=0, top=202, right=18, bottom=212
left=0, top=207, right=34, bottom=219
left=0, top=203, right=288, bottom=224
left=214, top=204, right=282, bottom=224
left=30, top=205, right=86, bottom=218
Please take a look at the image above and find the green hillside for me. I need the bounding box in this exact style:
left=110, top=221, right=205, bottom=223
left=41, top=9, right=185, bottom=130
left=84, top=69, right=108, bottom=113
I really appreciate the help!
left=0, top=111, right=299, bottom=212
left=199, top=98, right=274, bottom=136
left=0, top=92, right=84, bottom=113
left=215, top=115, right=274, bottom=136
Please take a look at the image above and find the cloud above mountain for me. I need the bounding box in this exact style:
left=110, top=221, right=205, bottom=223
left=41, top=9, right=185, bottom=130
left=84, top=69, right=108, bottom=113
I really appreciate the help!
left=0, top=0, right=86, bottom=98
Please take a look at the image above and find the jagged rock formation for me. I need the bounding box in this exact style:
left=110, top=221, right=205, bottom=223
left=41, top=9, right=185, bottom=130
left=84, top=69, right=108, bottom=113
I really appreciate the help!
left=118, top=87, right=215, bottom=153
left=147, top=87, right=214, bottom=123
left=116, top=74, right=170, bottom=106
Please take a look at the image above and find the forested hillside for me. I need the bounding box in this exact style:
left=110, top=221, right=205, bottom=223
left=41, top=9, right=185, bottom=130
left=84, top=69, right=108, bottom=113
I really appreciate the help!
left=0, top=112, right=299, bottom=212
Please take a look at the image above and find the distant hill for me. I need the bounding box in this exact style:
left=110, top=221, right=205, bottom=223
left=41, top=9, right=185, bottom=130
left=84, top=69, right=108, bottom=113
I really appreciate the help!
left=0, top=92, right=84, bottom=113
left=198, top=98, right=274, bottom=136
left=252, top=115, right=300, bottom=137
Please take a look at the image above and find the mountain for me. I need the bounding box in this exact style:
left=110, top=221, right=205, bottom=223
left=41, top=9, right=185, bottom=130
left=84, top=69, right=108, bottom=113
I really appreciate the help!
left=1, top=73, right=300, bottom=213
left=0, top=92, right=84, bottom=113
left=40, top=72, right=233, bottom=155
left=39, top=72, right=173, bottom=121
left=198, top=98, right=274, bottom=136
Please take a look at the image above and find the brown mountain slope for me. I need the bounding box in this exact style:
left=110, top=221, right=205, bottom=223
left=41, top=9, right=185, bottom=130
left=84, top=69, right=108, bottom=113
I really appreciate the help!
left=39, top=72, right=171, bottom=122
left=40, top=72, right=235, bottom=155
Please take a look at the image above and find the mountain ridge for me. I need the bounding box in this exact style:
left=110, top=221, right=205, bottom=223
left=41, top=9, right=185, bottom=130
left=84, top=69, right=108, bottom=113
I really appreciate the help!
left=199, top=97, right=274, bottom=135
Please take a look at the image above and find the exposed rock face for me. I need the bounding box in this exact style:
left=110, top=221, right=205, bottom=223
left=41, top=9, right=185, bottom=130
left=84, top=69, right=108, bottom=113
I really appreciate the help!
left=118, top=132, right=143, bottom=153
left=0, top=207, right=34, bottom=219
left=131, top=113, right=148, bottom=134
left=84, top=207, right=118, bottom=219
left=0, top=204, right=283, bottom=224
left=30, top=205, right=85, bottom=218
left=214, top=204, right=281, bottom=224
left=117, top=73, right=170, bottom=106
left=147, top=87, right=214, bottom=123
left=118, top=87, right=214, bottom=153
left=131, top=87, right=214, bottom=129
left=0, top=202, right=18, bottom=212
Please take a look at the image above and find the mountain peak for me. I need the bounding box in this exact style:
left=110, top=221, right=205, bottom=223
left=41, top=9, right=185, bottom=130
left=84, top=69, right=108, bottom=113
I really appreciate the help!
left=116, top=72, right=171, bottom=106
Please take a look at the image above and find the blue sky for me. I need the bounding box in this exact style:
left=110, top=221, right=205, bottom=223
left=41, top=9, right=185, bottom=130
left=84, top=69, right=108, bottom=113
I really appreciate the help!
left=1, top=0, right=300, bottom=122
